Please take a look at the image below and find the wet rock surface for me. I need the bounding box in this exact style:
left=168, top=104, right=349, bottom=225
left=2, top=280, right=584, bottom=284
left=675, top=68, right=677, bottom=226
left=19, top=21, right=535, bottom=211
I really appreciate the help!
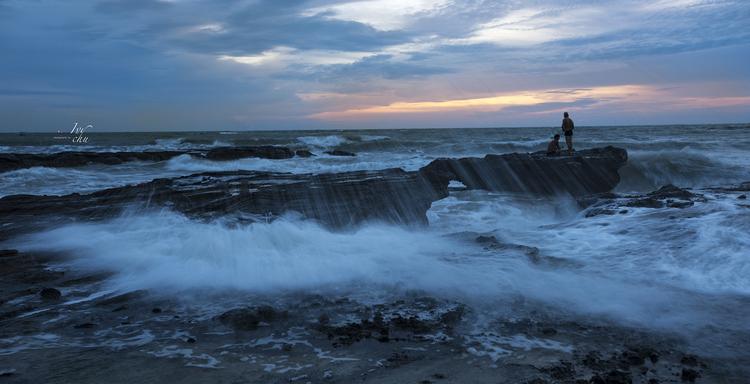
left=0, top=145, right=311, bottom=173
left=582, top=184, right=714, bottom=218
left=0, top=249, right=744, bottom=383
left=324, top=150, right=357, bottom=157
left=0, top=167, right=445, bottom=238
left=0, top=147, right=628, bottom=238
left=420, top=146, right=628, bottom=197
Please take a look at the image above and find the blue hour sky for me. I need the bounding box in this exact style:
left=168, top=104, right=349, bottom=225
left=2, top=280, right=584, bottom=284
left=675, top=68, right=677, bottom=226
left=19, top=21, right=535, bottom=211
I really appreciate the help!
left=1, top=0, right=748, bottom=131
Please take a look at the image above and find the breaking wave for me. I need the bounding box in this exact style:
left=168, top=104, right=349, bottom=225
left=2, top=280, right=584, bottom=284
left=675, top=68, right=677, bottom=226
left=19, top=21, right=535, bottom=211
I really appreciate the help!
left=297, top=135, right=349, bottom=148
left=617, top=148, right=750, bottom=192
left=13, top=191, right=750, bottom=331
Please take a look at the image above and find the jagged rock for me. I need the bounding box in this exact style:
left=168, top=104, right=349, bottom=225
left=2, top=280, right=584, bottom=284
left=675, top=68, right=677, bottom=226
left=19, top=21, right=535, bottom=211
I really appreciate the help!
left=324, top=150, right=356, bottom=157
left=681, top=369, right=700, bottom=382
left=0, top=147, right=628, bottom=235
left=39, top=287, right=61, bottom=300
left=0, top=146, right=299, bottom=173
left=475, top=235, right=497, bottom=244
left=626, top=197, right=664, bottom=208
left=218, top=305, right=284, bottom=331
left=420, top=146, right=627, bottom=197
left=680, top=355, right=700, bottom=367
left=647, top=185, right=698, bottom=200
left=624, top=185, right=703, bottom=209
left=0, top=151, right=184, bottom=173
left=603, top=370, right=632, bottom=384
left=295, top=149, right=314, bottom=158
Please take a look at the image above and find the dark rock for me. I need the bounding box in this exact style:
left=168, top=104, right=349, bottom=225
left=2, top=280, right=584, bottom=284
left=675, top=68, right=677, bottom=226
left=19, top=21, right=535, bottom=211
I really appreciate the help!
left=318, top=313, right=330, bottom=326
left=525, top=379, right=549, bottom=384
left=620, top=350, right=645, bottom=366
left=385, top=352, right=412, bottom=367
left=680, top=368, right=700, bottom=382
left=541, top=327, right=557, bottom=336
left=39, top=287, right=61, bottom=300
left=586, top=208, right=617, bottom=217
left=738, top=194, right=747, bottom=200
left=204, top=146, right=294, bottom=161
left=295, top=149, right=314, bottom=158
left=626, top=198, right=664, bottom=209
left=649, top=185, right=696, bottom=200
left=0, top=168, right=445, bottom=231
left=0, top=151, right=184, bottom=173
left=186, top=337, right=196, bottom=343
left=0, top=249, right=19, bottom=258
left=475, top=235, right=497, bottom=244
left=620, top=346, right=658, bottom=367
left=151, top=307, right=162, bottom=314
left=321, top=319, right=389, bottom=347
left=432, top=373, right=446, bottom=379
left=0, top=147, right=628, bottom=232
left=420, top=146, right=628, bottom=197
left=583, top=351, right=608, bottom=371
left=623, top=185, right=703, bottom=210
left=390, top=315, right=433, bottom=333
left=438, top=306, right=464, bottom=327
left=680, top=355, right=699, bottom=367
left=0, top=146, right=305, bottom=174
left=604, top=370, right=632, bottom=384
left=548, top=361, right=575, bottom=380
left=73, top=322, right=96, bottom=329
left=589, top=375, right=605, bottom=384
left=666, top=200, right=693, bottom=209
left=324, top=150, right=356, bottom=157
left=218, top=305, right=283, bottom=331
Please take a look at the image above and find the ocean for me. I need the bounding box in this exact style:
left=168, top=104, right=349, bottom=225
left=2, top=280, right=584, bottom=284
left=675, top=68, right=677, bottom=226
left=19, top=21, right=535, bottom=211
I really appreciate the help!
left=1, top=124, right=749, bottom=381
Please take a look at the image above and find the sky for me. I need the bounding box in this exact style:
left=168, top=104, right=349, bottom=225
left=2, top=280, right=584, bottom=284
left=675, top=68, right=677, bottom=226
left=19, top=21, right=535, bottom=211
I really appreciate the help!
left=0, top=0, right=748, bottom=131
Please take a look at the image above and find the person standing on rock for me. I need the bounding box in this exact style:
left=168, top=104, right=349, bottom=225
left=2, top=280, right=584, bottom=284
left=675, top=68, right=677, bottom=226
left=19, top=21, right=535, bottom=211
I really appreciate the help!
left=561, top=112, right=575, bottom=155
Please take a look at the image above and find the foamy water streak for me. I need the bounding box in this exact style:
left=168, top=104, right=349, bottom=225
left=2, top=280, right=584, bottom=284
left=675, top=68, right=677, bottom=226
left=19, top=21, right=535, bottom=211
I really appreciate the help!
left=14, top=189, right=750, bottom=331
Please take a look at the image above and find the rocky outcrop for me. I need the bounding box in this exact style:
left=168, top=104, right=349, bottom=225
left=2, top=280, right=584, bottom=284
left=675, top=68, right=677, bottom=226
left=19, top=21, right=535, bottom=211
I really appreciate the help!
left=324, top=150, right=356, bottom=157
left=0, top=151, right=185, bottom=173
left=420, top=146, right=627, bottom=197
left=0, top=168, right=447, bottom=234
left=0, top=147, right=628, bottom=235
left=0, top=146, right=304, bottom=173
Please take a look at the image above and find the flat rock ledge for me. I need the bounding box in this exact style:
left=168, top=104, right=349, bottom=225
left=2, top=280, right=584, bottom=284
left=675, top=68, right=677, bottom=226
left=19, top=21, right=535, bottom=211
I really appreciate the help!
left=0, top=147, right=627, bottom=234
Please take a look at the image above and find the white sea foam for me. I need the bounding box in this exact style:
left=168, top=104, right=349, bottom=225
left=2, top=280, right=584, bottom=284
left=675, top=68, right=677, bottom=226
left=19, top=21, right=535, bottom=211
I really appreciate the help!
left=13, top=192, right=750, bottom=331
left=297, top=135, right=349, bottom=148
left=618, top=148, right=750, bottom=192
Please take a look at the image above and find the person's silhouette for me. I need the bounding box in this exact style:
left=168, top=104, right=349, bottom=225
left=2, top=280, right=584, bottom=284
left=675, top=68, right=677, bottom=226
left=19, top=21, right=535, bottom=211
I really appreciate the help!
left=547, top=134, right=561, bottom=156
left=561, top=112, right=574, bottom=155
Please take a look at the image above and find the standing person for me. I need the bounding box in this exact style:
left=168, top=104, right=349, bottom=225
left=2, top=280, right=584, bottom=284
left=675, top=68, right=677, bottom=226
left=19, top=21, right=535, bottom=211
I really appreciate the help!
left=561, top=112, right=574, bottom=155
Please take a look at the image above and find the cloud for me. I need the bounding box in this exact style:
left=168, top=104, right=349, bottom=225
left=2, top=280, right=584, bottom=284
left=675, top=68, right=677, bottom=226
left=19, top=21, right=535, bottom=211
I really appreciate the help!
left=95, top=0, right=173, bottom=13
left=0, top=0, right=748, bottom=130
left=301, top=0, right=452, bottom=31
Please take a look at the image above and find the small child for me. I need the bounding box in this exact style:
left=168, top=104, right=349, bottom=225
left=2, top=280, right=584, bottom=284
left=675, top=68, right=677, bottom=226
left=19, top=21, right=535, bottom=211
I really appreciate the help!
left=547, top=134, right=561, bottom=156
